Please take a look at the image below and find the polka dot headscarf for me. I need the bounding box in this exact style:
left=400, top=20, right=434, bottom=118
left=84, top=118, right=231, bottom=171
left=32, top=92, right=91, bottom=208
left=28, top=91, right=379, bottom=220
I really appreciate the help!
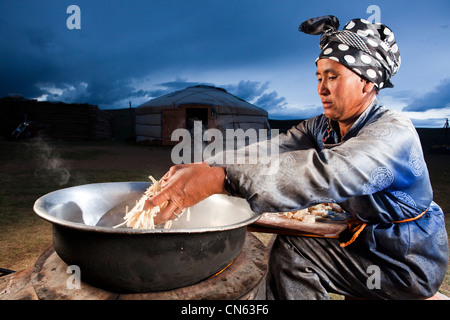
left=299, top=15, right=401, bottom=89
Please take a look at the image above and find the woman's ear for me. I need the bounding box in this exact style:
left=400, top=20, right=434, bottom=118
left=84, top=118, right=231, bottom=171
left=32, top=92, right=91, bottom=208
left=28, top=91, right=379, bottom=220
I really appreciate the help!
left=362, top=80, right=375, bottom=94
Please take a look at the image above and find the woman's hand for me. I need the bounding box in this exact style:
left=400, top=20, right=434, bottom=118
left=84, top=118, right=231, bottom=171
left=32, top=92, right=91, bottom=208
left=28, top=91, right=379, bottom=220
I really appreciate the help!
left=148, top=163, right=226, bottom=225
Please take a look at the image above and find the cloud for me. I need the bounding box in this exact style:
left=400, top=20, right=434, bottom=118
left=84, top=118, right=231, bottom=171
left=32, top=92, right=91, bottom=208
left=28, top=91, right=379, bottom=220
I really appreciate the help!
left=223, top=80, right=288, bottom=112
left=222, top=80, right=269, bottom=102
left=34, top=75, right=291, bottom=113
left=133, top=78, right=289, bottom=112
left=36, top=79, right=153, bottom=108
left=403, top=78, right=450, bottom=112
left=254, top=90, right=288, bottom=111
left=36, top=77, right=212, bottom=108
left=146, top=78, right=215, bottom=99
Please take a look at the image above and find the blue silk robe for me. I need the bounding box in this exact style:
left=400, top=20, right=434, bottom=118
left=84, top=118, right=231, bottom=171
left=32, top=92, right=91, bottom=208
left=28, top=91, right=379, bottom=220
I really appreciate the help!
left=210, top=99, right=448, bottom=297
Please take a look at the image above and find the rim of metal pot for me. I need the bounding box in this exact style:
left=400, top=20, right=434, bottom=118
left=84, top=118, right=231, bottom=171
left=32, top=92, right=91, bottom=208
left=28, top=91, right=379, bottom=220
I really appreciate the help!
left=33, top=181, right=261, bottom=235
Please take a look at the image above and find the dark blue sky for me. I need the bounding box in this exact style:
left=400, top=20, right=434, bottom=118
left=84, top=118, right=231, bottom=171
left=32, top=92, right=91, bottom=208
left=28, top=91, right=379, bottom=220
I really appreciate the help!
left=1, top=0, right=449, bottom=127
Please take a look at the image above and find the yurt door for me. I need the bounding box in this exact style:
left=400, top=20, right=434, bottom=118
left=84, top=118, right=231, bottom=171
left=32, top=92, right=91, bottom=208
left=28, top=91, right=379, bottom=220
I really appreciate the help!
left=162, top=108, right=186, bottom=145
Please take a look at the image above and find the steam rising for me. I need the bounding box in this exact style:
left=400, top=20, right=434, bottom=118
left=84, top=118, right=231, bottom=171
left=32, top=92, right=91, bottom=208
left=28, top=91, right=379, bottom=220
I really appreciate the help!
left=32, top=137, right=70, bottom=186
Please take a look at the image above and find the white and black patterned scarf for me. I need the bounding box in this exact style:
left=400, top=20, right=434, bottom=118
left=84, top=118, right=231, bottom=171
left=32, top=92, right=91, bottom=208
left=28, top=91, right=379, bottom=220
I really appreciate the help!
left=299, top=15, right=401, bottom=89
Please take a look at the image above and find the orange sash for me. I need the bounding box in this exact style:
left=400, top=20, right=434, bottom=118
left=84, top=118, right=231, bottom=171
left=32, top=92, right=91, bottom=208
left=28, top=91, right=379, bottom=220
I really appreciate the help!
left=339, top=209, right=428, bottom=248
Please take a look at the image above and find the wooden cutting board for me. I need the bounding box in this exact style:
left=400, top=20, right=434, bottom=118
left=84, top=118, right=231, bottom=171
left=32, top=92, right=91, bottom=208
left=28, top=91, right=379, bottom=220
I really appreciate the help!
left=248, top=212, right=348, bottom=238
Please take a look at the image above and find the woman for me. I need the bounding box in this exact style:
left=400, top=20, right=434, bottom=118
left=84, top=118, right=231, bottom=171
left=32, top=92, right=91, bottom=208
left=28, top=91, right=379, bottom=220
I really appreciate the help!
left=148, top=16, right=448, bottom=299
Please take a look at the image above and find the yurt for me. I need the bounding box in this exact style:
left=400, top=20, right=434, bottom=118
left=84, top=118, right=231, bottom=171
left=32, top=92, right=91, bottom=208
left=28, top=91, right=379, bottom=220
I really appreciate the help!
left=135, top=85, right=270, bottom=145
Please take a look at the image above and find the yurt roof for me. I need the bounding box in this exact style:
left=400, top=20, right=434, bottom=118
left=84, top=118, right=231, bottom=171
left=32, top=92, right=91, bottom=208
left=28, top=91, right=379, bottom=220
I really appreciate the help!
left=136, top=85, right=268, bottom=117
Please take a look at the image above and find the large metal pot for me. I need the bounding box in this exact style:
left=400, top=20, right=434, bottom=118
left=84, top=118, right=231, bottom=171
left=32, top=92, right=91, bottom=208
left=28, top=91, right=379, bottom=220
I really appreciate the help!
left=33, top=181, right=260, bottom=293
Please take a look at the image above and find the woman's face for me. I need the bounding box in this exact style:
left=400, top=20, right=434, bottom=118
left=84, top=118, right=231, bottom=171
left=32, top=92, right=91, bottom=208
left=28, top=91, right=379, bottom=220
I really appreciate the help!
left=316, top=58, right=373, bottom=126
